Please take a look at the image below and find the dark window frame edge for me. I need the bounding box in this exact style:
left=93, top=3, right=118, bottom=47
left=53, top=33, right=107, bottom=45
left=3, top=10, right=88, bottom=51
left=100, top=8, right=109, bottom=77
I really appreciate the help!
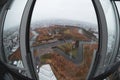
left=0, top=0, right=14, bottom=63
left=87, top=0, right=108, bottom=79
left=20, top=0, right=38, bottom=79
left=108, top=1, right=120, bottom=66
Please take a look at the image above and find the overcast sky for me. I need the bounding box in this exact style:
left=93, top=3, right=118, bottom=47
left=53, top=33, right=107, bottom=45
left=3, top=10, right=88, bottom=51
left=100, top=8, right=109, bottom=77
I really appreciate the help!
left=31, top=0, right=97, bottom=24
left=4, top=0, right=27, bottom=30
left=4, top=0, right=98, bottom=30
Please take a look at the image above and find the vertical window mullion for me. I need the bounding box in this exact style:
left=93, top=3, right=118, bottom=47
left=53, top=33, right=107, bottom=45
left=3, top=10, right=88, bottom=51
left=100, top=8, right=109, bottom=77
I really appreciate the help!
left=20, top=0, right=37, bottom=79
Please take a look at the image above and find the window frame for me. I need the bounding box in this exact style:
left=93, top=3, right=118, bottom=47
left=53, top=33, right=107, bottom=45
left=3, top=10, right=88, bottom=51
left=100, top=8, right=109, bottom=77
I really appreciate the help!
left=19, top=0, right=38, bottom=79
left=114, top=0, right=120, bottom=63
left=0, top=0, right=119, bottom=80
left=107, top=0, right=120, bottom=65
left=0, top=0, right=12, bottom=63
left=0, top=0, right=37, bottom=79
left=24, top=0, right=117, bottom=79
left=0, top=0, right=23, bottom=76
left=29, top=0, right=100, bottom=80
left=88, top=0, right=120, bottom=79
left=87, top=0, right=108, bottom=79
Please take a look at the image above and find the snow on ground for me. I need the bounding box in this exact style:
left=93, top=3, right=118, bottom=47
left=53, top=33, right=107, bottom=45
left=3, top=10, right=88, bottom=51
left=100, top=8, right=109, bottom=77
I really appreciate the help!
left=39, top=64, right=57, bottom=80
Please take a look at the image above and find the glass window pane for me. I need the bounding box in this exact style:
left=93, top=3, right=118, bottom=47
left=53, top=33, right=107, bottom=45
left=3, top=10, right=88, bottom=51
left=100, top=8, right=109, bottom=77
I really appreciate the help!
left=30, top=0, right=98, bottom=80
left=3, top=0, right=27, bottom=71
left=115, top=2, right=120, bottom=15
left=97, top=0, right=118, bottom=76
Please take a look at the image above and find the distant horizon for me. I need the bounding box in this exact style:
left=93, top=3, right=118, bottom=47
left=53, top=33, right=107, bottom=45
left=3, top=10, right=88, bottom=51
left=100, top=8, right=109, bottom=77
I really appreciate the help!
left=4, top=19, right=98, bottom=31
left=31, top=18, right=98, bottom=25
left=31, top=19, right=98, bottom=31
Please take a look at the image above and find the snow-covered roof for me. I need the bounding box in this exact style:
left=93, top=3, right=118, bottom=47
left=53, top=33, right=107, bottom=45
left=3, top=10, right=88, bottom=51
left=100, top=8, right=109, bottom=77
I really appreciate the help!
left=12, top=45, right=19, bottom=52
left=39, top=64, right=57, bottom=80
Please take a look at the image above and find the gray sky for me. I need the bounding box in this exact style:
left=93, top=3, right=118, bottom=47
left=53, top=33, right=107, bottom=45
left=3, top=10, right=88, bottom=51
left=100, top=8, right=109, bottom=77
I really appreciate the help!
left=4, top=0, right=98, bottom=30
left=31, top=0, right=97, bottom=24
left=4, top=0, right=27, bottom=30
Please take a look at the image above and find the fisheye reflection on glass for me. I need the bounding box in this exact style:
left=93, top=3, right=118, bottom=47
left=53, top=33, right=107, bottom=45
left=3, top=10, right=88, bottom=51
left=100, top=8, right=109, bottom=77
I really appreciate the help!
left=30, top=0, right=98, bottom=80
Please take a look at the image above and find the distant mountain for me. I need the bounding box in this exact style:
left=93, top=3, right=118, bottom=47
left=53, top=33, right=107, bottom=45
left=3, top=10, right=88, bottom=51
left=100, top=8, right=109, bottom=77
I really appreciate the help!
left=31, top=19, right=98, bottom=32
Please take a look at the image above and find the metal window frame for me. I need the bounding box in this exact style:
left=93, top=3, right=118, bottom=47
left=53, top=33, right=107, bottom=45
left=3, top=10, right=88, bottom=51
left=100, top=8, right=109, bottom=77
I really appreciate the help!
left=108, top=0, right=120, bottom=66
left=0, top=0, right=12, bottom=63
left=0, top=0, right=24, bottom=74
left=111, top=0, right=120, bottom=1
left=114, top=0, right=120, bottom=63
left=21, top=0, right=114, bottom=79
left=26, top=0, right=106, bottom=80
left=1, top=0, right=119, bottom=80
left=0, top=0, right=27, bottom=75
left=0, top=0, right=37, bottom=79
left=20, top=0, right=104, bottom=79
left=87, top=0, right=120, bottom=79
left=0, top=2, right=7, bottom=62
left=87, top=0, right=108, bottom=79
left=0, top=0, right=7, bottom=7
left=20, top=0, right=38, bottom=79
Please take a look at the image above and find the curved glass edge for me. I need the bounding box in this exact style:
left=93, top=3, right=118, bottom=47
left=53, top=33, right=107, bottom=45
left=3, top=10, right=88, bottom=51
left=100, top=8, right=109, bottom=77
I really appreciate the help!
left=19, top=0, right=38, bottom=79
left=0, top=0, right=13, bottom=62
left=91, top=0, right=120, bottom=79
left=0, top=5, right=7, bottom=62
left=89, top=0, right=108, bottom=79
left=30, top=0, right=99, bottom=80
left=2, top=0, right=31, bottom=77
left=115, top=1, right=120, bottom=63
left=109, top=1, right=120, bottom=64
left=99, top=0, right=119, bottom=73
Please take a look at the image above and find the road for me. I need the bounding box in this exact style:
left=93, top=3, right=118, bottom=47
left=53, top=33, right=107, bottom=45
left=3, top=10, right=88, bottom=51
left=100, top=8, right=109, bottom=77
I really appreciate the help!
left=31, top=41, right=96, bottom=65
left=30, top=30, right=39, bottom=46
left=31, top=40, right=73, bottom=49
left=30, top=30, right=97, bottom=65
left=53, top=41, right=96, bottom=65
